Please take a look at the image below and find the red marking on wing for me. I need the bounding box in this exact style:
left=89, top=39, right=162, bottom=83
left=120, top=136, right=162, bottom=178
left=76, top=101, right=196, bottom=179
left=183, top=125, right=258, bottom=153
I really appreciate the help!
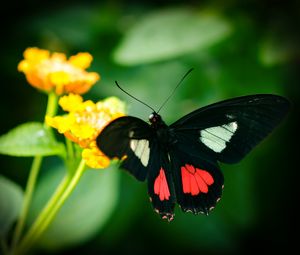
left=154, top=168, right=170, bottom=201
left=181, top=164, right=214, bottom=196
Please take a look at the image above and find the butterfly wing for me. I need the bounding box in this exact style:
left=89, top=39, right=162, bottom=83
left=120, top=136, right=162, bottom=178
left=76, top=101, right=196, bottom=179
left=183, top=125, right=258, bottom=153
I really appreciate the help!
left=96, top=116, right=153, bottom=181
left=146, top=143, right=176, bottom=220
left=166, top=94, right=289, bottom=215
left=169, top=144, right=224, bottom=215
left=170, top=94, right=290, bottom=163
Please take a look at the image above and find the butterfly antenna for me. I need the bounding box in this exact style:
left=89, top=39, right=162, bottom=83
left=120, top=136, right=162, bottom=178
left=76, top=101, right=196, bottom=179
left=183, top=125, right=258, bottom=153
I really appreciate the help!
left=157, top=68, right=194, bottom=113
left=115, top=81, right=156, bottom=112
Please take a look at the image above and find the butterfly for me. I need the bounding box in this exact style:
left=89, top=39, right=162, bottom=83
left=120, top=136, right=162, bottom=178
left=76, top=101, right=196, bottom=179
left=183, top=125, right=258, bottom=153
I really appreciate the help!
left=96, top=83, right=290, bottom=221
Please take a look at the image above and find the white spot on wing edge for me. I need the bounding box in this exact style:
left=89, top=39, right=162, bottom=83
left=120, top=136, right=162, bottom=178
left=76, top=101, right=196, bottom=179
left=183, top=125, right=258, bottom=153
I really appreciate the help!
left=167, top=153, right=171, bottom=162
left=130, top=139, right=150, bottom=167
left=200, top=121, right=238, bottom=153
left=129, top=130, right=134, bottom=138
left=226, top=114, right=235, bottom=120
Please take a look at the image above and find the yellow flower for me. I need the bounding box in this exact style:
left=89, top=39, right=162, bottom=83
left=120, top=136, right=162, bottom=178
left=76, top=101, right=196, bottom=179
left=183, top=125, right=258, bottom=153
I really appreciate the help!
left=18, top=47, right=100, bottom=95
left=46, top=94, right=126, bottom=168
left=82, top=142, right=111, bottom=169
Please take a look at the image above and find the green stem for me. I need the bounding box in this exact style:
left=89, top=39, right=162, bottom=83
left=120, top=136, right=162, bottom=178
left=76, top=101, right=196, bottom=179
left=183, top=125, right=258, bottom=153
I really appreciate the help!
left=12, top=174, right=71, bottom=255
left=10, top=92, right=59, bottom=251
left=66, top=137, right=75, bottom=159
left=44, top=92, right=58, bottom=123
left=15, top=160, right=86, bottom=255
left=11, top=156, right=43, bottom=249
left=65, top=138, right=77, bottom=174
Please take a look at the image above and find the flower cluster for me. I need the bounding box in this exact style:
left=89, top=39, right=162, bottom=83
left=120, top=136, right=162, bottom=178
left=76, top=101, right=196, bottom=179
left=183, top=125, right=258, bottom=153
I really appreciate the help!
left=17, top=47, right=126, bottom=169
left=46, top=94, right=126, bottom=168
left=18, top=47, right=100, bottom=95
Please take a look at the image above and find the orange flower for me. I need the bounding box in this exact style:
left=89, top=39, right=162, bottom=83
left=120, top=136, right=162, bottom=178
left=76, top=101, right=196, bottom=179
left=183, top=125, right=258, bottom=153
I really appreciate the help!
left=18, top=47, right=100, bottom=95
left=46, top=94, right=126, bottom=168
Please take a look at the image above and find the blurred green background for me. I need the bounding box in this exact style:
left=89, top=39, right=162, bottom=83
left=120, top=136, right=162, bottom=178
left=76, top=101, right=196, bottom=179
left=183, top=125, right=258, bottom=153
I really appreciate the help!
left=0, top=0, right=299, bottom=254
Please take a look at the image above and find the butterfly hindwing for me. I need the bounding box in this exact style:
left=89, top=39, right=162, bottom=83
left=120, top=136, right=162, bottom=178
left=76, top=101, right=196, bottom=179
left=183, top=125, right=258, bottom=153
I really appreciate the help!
left=96, top=116, right=153, bottom=181
left=169, top=145, right=224, bottom=215
left=171, top=94, right=290, bottom=163
left=146, top=143, right=176, bottom=220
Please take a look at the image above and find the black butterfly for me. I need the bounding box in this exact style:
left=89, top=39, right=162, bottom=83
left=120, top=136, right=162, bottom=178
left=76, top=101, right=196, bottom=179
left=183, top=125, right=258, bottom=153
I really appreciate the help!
left=96, top=91, right=289, bottom=221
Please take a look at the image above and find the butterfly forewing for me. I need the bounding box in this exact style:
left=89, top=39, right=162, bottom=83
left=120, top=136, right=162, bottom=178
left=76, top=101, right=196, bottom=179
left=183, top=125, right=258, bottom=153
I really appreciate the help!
left=96, top=116, right=153, bottom=181
left=171, top=94, right=290, bottom=163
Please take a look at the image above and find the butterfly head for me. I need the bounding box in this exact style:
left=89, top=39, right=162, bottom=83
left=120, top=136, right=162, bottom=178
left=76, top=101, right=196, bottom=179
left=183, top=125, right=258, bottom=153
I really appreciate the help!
left=149, top=112, right=162, bottom=125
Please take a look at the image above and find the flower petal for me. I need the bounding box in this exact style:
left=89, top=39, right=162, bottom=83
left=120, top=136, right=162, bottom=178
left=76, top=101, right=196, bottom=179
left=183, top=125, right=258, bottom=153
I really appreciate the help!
left=59, top=94, right=84, bottom=112
left=82, top=145, right=110, bottom=169
left=69, top=53, right=93, bottom=69
left=24, top=47, right=50, bottom=62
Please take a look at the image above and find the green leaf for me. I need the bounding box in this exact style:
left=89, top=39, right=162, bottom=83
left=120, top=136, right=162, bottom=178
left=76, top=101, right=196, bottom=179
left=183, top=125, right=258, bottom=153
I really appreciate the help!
left=0, top=122, right=65, bottom=157
left=28, top=164, right=119, bottom=249
left=0, top=175, right=23, bottom=236
left=114, top=8, right=232, bottom=65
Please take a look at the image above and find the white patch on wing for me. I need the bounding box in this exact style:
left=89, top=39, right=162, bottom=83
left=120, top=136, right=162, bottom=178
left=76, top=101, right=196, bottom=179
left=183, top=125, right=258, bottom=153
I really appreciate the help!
left=130, top=139, right=150, bottom=166
left=200, top=121, right=238, bottom=152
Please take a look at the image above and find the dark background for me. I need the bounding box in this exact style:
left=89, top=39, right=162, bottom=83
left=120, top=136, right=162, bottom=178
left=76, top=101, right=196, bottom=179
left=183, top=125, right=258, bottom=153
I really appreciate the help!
left=1, top=0, right=299, bottom=254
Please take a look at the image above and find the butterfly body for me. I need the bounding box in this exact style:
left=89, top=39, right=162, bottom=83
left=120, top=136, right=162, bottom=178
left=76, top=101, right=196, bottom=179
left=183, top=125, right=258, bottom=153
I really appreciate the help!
left=149, top=113, right=178, bottom=149
left=96, top=94, right=289, bottom=221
